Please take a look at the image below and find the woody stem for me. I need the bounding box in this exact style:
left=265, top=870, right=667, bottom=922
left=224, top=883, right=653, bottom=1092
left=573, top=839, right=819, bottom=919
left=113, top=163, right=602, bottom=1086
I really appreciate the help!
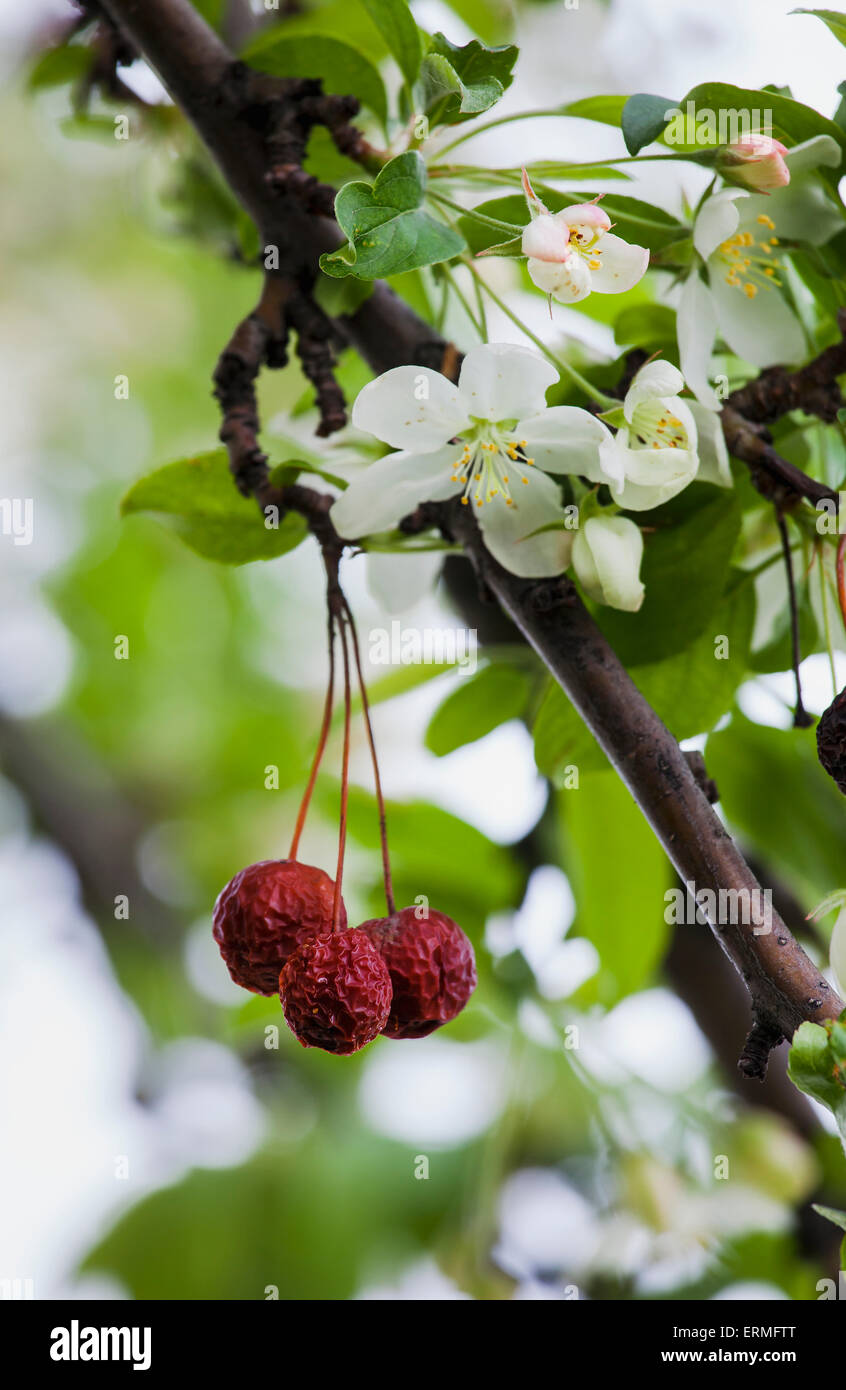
left=341, top=593, right=396, bottom=915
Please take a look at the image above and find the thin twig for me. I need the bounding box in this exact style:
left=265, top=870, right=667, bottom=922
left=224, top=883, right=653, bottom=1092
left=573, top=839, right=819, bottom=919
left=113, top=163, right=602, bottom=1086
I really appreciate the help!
left=341, top=593, right=395, bottom=915
left=776, top=510, right=813, bottom=728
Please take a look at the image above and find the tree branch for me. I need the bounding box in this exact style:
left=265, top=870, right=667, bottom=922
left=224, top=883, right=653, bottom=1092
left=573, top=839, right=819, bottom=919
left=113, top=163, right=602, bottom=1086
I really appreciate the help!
left=95, top=0, right=844, bottom=1071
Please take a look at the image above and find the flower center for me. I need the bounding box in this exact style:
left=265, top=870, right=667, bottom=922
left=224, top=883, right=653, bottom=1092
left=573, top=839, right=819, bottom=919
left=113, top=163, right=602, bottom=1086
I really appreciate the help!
left=450, top=423, right=535, bottom=508
left=718, top=213, right=782, bottom=298
left=630, top=400, right=688, bottom=451
left=568, top=226, right=604, bottom=272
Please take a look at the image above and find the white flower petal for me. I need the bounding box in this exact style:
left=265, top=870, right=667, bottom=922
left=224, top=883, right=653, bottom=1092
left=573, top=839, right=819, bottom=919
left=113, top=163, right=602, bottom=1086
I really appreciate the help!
left=709, top=272, right=805, bottom=367
left=528, top=252, right=592, bottom=303
left=740, top=182, right=843, bottom=246
left=477, top=470, right=574, bottom=578
left=352, top=366, right=469, bottom=452
left=609, top=430, right=698, bottom=511
left=588, top=233, right=650, bottom=295
left=624, top=360, right=686, bottom=420
left=782, top=135, right=841, bottom=175
left=693, top=189, right=746, bottom=262
left=556, top=203, right=612, bottom=236
left=517, top=407, right=612, bottom=481
left=522, top=213, right=570, bottom=262
left=598, top=434, right=627, bottom=488
left=687, top=402, right=732, bottom=488
left=330, top=446, right=461, bottom=538
left=572, top=515, right=645, bottom=612
left=366, top=550, right=444, bottom=615
left=458, top=342, right=559, bottom=421
left=677, top=273, right=721, bottom=410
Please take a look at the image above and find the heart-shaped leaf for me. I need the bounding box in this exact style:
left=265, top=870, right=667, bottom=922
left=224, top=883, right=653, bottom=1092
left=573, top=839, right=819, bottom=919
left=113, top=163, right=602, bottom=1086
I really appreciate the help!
left=319, top=151, right=465, bottom=279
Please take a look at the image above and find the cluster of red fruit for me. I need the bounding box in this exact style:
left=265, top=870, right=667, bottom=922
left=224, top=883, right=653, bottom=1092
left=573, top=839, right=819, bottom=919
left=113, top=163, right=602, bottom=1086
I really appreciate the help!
left=213, top=858, right=477, bottom=1055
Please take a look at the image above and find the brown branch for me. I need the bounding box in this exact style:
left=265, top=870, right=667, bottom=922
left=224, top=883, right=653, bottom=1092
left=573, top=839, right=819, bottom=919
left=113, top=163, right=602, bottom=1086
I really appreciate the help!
left=727, top=308, right=846, bottom=425
left=443, top=500, right=842, bottom=1054
left=720, top=404, right=838, bottom=508
left=95, top=0, right=844, bottom=1073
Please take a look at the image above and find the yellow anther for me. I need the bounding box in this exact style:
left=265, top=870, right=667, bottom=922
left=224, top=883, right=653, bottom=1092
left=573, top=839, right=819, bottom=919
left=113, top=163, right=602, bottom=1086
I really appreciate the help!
left=744, top=283, right=757, bottom=298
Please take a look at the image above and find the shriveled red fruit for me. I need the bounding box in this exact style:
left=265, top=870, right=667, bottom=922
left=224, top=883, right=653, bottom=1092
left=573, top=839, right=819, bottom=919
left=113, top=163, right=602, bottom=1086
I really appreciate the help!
left=817, top=687, right=846, bottom=793
left=279, top=929, right=391, bottom=1055
left=359, top=907, right=476, bottom=1039
left=213, top=859, right=345, bottom=995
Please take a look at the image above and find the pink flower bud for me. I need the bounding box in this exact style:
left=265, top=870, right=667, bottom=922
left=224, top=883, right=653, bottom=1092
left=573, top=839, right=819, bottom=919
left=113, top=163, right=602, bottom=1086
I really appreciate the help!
left=719, top=133, right=790, bottom=192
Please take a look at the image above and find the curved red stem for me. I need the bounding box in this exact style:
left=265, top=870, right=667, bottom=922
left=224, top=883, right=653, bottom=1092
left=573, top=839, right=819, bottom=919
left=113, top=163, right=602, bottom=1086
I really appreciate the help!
left=342, top=595, right=395, bottom=915
left=837, top=532, right=846, bottom=632
left=288, top=608, right=336, bottom=862
left=332, top=610, right=352, bottom=932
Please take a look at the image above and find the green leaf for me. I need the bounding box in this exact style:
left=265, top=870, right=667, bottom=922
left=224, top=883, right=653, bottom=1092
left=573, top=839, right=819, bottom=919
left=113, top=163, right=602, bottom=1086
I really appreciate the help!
left=319, top=151, right=465, bottom=279
left=243, top=32, right=388, bottom=125
left=749, top=578, right=818, bottom=673
left=596, top=194, right=688, bottom=253
left=358, top=0, right=422, bottom=87
left=268, top=458, right=349, bottom=491
left=598, top=493, right=743, bottom=667
left=706, top=713, right=846, bottom=902
left=425, top=663, right=531, bottom=756
left=675, top=82, right=846, bottom=169
left=519, top=160, right=632, bottom=182
left=534, top=581, right=754, bottom=779
left=439, top=0, right=514, bottom=45
left=417, top=33, right=518, bottom=124
left=121, top=450, right=307, bottom=565
left=812, top=1203, right=846, bottom=1232
left=28, top=43, right=93, bottom=90
left=621, top=92, right=677, bottom=154
left=557, top=95, right=628, bottom=127
left=561, top=772, right=670, bottom=1004
left=343, top=787, right=522, bottom=936
left=792, top=8, right=846, bottom=48
left=788, top=1015, right=846, bottom=1145
left=614, top=303, right=678, bottom=349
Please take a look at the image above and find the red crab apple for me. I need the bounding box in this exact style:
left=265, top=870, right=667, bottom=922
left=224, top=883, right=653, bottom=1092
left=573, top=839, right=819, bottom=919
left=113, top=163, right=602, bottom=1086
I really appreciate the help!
left=279, top=929, right=391, bottom=1054
left=213, top=859, right=345, bottom=995
left=359, top=906, right=477, bottom=1039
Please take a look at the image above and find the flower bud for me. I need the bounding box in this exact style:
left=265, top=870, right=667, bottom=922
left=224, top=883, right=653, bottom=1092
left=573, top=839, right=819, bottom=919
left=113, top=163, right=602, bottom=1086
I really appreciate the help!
left=572, top=514, right=645, bottom=612
left=718, top=133, right=790, bottom=192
